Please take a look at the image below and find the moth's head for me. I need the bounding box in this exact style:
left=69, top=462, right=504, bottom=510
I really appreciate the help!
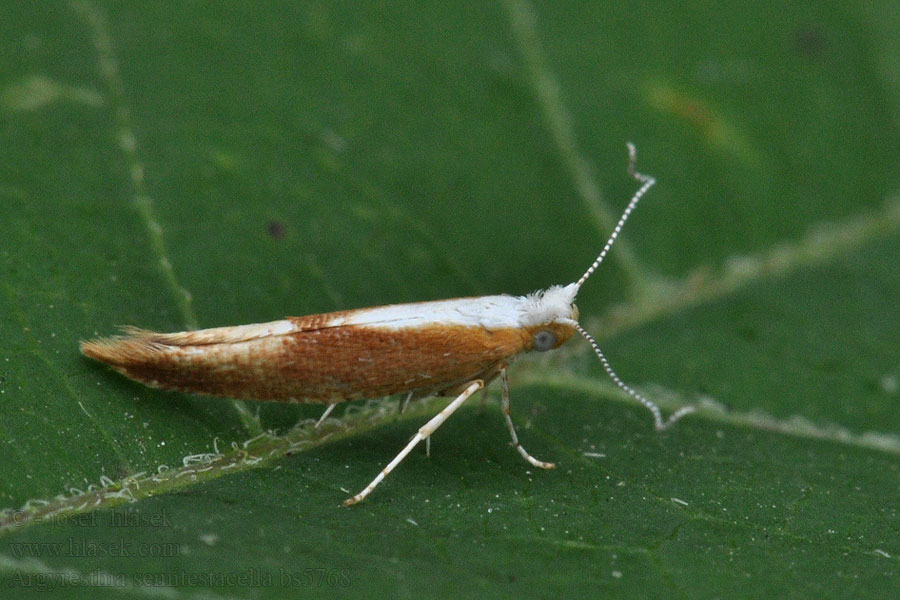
left=520, top=283, right=580, bottom=352
left=518, top=144, right=655, bottom=354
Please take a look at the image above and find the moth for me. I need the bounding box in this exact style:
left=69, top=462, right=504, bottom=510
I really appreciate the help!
left=81, top=144, right=692, bottom=505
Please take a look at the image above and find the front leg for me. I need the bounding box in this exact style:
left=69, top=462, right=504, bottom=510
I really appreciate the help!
left=501, top=367, right=554, bottom=469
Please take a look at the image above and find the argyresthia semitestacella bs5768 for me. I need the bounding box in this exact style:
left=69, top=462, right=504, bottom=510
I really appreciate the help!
left=81, top=144, right=693, bottom=505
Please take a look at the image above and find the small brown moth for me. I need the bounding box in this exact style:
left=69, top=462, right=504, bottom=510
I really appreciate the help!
left=81, top=144, right=692, bottom=505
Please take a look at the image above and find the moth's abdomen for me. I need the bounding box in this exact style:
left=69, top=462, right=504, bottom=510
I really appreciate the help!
left=80, top=321, right=531, bottom=403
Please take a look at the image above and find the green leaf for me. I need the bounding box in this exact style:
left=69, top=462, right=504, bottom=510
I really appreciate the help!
left=2, top=1, right=898, bottom=598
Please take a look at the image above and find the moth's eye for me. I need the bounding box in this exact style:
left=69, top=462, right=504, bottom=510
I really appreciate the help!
left=533, top=329, right=557, bottom=352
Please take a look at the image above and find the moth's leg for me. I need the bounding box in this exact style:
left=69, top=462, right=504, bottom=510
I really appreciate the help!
left=478, top=385, right=490, bottom=411
left=398, top=391, right=435, bottom=456
left=398, top=390, right=414, bottom=414
left=501, top=368, right=555, bottom=469
left=344, top=380, right=483, bottom=506
left=397, top=391, right=432, bottom=456
left=314, top=403, right=337, bottom=429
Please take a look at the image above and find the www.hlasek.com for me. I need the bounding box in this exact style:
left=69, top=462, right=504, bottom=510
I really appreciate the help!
left=10, top=568, right=352, bottom=591
left=9, top=539, right=180, bottom=559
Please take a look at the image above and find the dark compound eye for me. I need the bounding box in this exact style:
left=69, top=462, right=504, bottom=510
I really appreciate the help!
left=533, top=329, right=557, bottom=352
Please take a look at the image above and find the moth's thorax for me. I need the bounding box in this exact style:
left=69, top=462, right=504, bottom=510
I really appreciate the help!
left=518, top=283, right=579, bottom=327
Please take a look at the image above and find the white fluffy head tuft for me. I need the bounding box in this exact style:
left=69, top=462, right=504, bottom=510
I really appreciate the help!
left=518, top=283, right=579, bottom=327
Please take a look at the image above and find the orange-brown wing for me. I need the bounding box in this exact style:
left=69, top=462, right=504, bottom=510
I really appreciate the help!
left=81, top=315, right=532, bottom=403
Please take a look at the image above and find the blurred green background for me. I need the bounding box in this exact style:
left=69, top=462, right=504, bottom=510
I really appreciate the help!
left=1, top=1, right=898, bottom=598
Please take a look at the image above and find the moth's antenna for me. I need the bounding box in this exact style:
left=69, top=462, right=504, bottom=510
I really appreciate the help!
left=575, top=323, right=694, bottom=430
left=571, top=144, right=693, bottom=429
left=575, top=143, right=655, bottom=291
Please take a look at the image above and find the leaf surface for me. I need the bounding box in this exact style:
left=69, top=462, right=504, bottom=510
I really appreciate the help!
left=1, top=1, right=898, bottom=598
